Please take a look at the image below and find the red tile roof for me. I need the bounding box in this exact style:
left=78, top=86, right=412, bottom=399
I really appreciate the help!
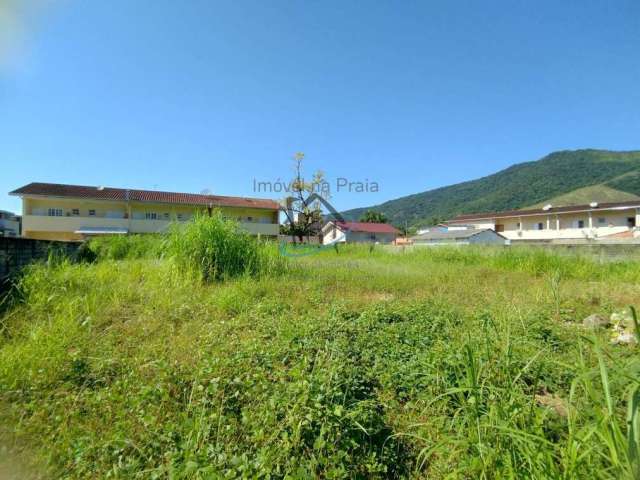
left=334, top=221, right=400, bottom=234
left=10, top=182, right=280, bottom=210
left=450, top=200, right=640, bottom=222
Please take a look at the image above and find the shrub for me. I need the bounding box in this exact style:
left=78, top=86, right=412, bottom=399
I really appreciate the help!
left=165, top=212, right=286, bottom=281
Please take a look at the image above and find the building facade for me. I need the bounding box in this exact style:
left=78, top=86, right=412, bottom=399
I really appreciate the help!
left=448, top=201, right=640, bottom=242
left=10, top=183, right=280, bottom=241
left=322, top=221, right=399, bottom=244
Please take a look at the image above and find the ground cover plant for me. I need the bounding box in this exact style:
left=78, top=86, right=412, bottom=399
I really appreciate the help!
left=1, top=229, right=640, bottom=478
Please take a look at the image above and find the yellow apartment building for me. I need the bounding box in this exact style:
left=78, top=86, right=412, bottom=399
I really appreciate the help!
left=10, top=182, right=280, bottom=241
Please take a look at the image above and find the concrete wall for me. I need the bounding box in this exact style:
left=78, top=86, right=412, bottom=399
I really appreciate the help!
left=0, top=237, right=81, bottom=280
left=346, top=231, right=397, bottom=244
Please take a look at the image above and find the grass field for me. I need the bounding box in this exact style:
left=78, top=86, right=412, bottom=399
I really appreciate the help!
left=1, top=221, right=640, bottom=478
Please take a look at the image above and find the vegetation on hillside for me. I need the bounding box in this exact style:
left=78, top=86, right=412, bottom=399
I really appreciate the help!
left=359, top=210, right=388, bottom=223
left=342, top=149, right=640, bottom=227
left=1, top=234, right=640, bottom=478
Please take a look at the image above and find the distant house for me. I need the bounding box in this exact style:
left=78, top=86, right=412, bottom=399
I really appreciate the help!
left=412, top=228, right=506, bottom=246
left=447, top=200, right=640, bottom=242
left=416, top=224, right=448, bottom=235
left=0, top=210, right=21, bottom=237
left=322, top=221, right=400, bottom=245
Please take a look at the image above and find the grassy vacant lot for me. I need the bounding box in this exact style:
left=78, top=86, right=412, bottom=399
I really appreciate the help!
left=1, top=220, right=640, bottom=478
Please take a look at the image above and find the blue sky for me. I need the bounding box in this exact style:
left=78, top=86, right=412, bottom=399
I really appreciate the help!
left=1, top=0, right=639, bottom=213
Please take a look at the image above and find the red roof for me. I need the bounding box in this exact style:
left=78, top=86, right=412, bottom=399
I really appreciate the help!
left=10, top=182, right=280, bottom=210
left=334, top=221, right=400, bottom=234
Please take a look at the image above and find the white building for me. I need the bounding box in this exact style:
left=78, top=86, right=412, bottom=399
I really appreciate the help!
left=322, top=221, right=400, bottom=245
left=447, top=201, right=640, bottom=242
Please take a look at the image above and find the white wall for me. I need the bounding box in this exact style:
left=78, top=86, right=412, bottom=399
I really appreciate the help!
left=322, top=224, right=346, bottom=245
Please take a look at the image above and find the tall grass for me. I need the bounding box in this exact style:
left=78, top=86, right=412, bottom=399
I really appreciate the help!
left=166, top=212, right=286, bottom=281
left=336, top=244, right=640, bottom=282
left=82, top=233, right=164, bottom=261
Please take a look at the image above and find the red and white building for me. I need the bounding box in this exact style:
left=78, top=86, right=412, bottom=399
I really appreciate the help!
left=322, top=221, right=400, bottom=245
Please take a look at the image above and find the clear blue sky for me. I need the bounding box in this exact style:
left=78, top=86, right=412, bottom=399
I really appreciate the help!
left=1, top=0, right=639, bottom=214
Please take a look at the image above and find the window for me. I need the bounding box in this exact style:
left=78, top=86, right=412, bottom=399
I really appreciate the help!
left=47, top=208, right=63, bottom=217
left=537, top=222, right=544, bottom=230
left=598, top=217, right=606, bottom=225
left=516, top=222, right=521, bottom=230
left=163, top=213, right=169, bottom=220
left=72, top=208, right=80, bottom=216
left=577, top=220, right=585, bottom=228
left=332, top=228, right=337, bottom=240
left=145, top=212, right=157, bottom=220
left=177, top=213, right=184, bottom=221
left=247, top=216, right=253, bottom=222
left=628, top=217, right=636, bottom=228
left=89, top=209, right=96, bottom=216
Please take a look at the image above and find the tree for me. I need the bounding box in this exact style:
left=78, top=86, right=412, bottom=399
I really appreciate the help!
left=398, top=223, right=416, bottom=237
left=359, top=210, right=387, bottom=224
left=281, top=152, right=329, bottom=243
left=427, top=216, right=446, bottom=226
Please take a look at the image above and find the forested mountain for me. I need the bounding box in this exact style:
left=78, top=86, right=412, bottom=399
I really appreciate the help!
left=341, top=149, right=640, bottom=227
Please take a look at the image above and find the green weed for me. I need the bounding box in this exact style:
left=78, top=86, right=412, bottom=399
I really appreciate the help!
left=0, top=244, right=639, bottom=478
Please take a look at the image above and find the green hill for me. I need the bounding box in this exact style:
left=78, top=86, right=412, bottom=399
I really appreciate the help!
left=341, top=149, right=640, bottom=227
left=525, top=184, right=640, bottom=209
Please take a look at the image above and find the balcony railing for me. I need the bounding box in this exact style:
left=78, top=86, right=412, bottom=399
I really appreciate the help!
left=28, top=211, right=275, bottom=224
left=22, top=214, right=279, bottom=236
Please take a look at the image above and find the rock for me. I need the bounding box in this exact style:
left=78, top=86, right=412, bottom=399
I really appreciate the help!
left=611, top=331, right=638, bottom=345
left=609, top=309, right=638, bottom=345
left=535, top=392, right=568, bottom=417
left=611, top=310, right=636, bottom=329
left=582, top=314, right=609, bottom=329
